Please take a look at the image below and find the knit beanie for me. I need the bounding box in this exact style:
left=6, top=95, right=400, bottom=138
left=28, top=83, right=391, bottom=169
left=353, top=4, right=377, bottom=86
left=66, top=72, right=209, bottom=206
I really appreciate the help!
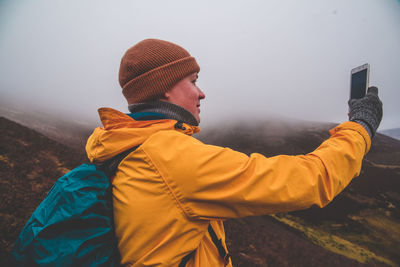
left=119, top=39, right=200, bottom=103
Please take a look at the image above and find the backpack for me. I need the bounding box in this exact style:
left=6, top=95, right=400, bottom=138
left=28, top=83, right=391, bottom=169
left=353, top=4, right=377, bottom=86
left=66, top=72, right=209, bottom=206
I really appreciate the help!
left=12, top=144, right=230, bottom=266
left=11, top=146, right=137, bottom=267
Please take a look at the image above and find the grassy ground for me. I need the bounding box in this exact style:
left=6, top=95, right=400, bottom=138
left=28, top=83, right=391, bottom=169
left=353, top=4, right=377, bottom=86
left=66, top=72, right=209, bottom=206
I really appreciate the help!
left=272, top=213, right=398, bottom=267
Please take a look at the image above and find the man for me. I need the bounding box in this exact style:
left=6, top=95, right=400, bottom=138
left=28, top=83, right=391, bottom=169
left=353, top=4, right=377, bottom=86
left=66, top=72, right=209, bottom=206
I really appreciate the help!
left=86, top=39, right=382, bottom=266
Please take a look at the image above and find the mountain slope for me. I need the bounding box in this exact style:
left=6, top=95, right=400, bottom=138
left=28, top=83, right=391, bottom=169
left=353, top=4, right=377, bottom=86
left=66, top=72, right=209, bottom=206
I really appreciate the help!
left=0, top=117, right=88, bottom=266
left=0, top=104, right=94, bottom=150
left=2, top=116, right=399, bottom=266
left=198, top=119, right=400, bottom=266
left=380, top=128, right=400, bottom=141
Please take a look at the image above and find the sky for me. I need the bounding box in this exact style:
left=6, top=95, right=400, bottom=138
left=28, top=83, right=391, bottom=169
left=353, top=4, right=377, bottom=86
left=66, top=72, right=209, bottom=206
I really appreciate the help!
left=0, top=0, right=399, bottom=130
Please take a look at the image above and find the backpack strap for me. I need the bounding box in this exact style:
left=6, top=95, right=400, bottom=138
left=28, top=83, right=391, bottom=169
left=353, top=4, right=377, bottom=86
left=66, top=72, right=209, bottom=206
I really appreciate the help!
left=208, top=224, right=231, bottom=266
left=178, top=250, right=196, bottom=267
left=179, top=224, right=231, bottom=267
left=97, top=145, right=139, bottom=178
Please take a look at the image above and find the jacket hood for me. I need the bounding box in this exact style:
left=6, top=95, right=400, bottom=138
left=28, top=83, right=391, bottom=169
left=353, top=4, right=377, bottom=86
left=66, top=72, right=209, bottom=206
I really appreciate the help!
left=86, top=107, right=200, bottom=163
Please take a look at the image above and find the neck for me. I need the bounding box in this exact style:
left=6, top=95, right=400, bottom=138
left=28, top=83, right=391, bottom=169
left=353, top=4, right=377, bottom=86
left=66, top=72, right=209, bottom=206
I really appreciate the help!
left=128, top=101, right=199, bottom=126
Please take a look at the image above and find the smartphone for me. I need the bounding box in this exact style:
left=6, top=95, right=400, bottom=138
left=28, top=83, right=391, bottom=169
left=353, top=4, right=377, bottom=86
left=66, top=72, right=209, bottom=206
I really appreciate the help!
left=350, top=63, right=369, bottom=99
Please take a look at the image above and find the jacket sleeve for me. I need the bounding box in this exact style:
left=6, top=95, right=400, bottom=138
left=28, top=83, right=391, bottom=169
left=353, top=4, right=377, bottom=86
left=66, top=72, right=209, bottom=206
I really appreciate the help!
left=142, top=121, right=371, bottom=220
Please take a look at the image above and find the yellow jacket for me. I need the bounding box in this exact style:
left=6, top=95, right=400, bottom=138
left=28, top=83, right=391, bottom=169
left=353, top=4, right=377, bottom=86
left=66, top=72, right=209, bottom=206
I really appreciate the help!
left=86, top=107, right=371, bottom=267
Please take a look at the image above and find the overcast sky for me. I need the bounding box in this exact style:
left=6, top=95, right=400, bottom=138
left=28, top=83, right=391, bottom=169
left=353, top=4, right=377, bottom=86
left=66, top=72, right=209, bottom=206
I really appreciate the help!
left=0, top=0, right=399, bottom=130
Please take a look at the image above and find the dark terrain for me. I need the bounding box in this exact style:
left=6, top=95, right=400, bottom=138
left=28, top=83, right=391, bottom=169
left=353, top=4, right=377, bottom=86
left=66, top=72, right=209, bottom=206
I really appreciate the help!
left=198, top=119, right=400, bottom=266
left=0, top=103, right=94, bottom=149
left=1, top=116, right=399, bottom=266
left=0, top=117, right=88, bottom=265
left=380, top=128, right=400, bottom=141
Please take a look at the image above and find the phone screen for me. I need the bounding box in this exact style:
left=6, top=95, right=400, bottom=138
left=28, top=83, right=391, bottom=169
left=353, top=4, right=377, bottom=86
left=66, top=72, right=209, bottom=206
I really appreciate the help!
left=351, top=69, right=368, bottom=99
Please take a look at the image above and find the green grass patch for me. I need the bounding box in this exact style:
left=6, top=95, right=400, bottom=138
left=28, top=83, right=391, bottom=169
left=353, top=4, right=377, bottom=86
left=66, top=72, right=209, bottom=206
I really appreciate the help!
left=271, top=214, right=398, bottom=267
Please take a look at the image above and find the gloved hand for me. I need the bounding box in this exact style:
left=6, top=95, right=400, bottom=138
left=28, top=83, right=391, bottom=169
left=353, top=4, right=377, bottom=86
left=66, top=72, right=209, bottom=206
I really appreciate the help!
left=348, top=86, right=383, bottom=138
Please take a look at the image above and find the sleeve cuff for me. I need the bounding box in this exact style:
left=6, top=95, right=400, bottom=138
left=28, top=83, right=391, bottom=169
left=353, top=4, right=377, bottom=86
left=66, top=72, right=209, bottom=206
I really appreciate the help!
left=352, top=120, right=373, bottom=138
left=329, top=121, right=372, bottom=154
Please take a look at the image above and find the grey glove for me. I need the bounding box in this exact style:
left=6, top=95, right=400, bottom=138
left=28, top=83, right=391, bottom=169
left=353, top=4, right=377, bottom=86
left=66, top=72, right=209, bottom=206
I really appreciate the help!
left=348, top=86, right=383, bottom=138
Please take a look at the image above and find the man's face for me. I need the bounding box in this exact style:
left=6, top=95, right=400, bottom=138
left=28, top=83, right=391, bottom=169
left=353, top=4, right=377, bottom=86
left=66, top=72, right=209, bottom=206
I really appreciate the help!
left=164, top=73, right=205, bottom=123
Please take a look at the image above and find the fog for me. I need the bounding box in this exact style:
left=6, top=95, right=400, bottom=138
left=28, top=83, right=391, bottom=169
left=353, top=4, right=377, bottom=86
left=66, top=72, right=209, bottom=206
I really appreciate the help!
left=0, top=0, right=399, bottom=130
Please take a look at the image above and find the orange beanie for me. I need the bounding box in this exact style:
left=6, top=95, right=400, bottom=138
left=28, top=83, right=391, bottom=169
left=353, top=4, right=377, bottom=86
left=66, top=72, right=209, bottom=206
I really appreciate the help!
left=119, top=39, right=200, bottom=103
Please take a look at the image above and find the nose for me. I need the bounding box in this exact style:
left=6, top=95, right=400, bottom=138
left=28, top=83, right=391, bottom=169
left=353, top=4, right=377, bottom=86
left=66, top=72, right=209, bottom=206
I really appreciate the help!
left=198, top=88, right=206, bottom=100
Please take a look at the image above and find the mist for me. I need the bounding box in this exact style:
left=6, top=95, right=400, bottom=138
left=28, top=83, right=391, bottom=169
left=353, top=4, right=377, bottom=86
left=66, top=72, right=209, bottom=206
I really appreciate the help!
left=0, top=0, right=399, bottom=130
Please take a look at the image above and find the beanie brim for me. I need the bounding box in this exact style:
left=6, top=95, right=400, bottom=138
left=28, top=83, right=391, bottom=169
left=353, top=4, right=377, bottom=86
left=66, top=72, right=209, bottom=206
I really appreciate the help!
left=122, top=56, right=200, bottom=103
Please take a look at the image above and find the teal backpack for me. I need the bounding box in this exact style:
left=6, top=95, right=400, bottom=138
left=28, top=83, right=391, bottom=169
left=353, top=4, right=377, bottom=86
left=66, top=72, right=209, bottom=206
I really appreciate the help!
left=11, top=147, right=137, bottom=267
left=12, top=135, right=230, bottom=266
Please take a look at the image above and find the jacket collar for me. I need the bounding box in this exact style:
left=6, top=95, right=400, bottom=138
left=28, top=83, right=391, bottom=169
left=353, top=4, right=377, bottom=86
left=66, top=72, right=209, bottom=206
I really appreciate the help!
left=85, top=108, right=200, bottom=163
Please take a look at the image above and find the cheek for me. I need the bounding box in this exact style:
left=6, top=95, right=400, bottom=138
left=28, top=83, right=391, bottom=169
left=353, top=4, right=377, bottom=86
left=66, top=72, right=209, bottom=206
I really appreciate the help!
left=190, top=87, right=200, bottom=99
left=190, top=91, right=199, bottom=104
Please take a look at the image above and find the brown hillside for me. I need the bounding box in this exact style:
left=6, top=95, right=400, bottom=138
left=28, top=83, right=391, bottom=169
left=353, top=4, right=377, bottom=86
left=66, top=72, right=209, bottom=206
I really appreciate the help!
left=1, top=116, right=399, bottom=266
left=0, top=105, right=94, bottom=150
left=0, top=117, right=88, bottom=266
left=198, top=120, right=400, bottom=266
